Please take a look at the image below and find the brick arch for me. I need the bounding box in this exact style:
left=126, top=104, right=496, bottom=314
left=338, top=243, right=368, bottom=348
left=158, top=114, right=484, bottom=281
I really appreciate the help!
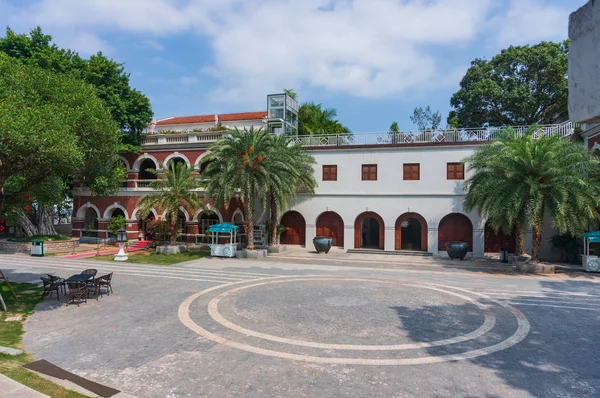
left=316, top=211, right=344, bottom=247
left=395, top=212, right=427, bottom=251
left=354, top=211, right=384, bottom=250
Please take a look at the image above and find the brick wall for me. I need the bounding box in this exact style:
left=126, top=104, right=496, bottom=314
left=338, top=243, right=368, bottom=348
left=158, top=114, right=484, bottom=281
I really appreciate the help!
left=0, top=240, right=80, bottom=254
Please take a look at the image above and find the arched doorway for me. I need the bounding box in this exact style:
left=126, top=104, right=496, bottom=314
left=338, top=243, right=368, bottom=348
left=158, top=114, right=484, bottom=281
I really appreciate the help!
left=138, top=212, right=155, bottom=240
left=280, top=211, right=306, bottom=245
left=138, top=159, right=157, bottom=180
left=438, top=213, right=473, bottom=252
left=354, top=212, right=384, bottom=250
left=166, top=157, right=186, bottom=171
left=484, top=223, right=516, bottom=253
left=395, top=213, right=427, bottom=251
left=199, top=212, right=220, bottom=235
left=316, top=211, right=344, bottom=247
left=83, top=208, right=98, bottom=237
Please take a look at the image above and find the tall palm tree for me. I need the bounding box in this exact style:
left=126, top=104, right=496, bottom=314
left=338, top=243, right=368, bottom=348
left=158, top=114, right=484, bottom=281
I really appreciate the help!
left=137, top=162, right=204, bottom=246
left=203, top=127, right=282, bottom=250
left=464, top=127, right=600, bottom=262
left=267, top=134, right=317, bottom=246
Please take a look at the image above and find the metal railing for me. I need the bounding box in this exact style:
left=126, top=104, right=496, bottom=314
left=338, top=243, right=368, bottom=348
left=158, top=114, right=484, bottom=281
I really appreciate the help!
left=292, top=121, right=578, bottom=147
left=140, top=121, right=579, bottom=148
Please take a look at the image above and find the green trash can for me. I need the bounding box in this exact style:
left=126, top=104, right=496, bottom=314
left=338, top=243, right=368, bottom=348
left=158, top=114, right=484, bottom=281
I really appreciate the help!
left=31, top=240, right=44, bottom=257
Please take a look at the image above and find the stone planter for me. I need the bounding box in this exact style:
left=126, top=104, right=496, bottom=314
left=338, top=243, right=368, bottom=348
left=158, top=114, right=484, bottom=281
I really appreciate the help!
left=313, top=236, right=333, bottom=254
left=236, top=249, right=267, bottom=259
left=445, top=241, right=468, bottom=260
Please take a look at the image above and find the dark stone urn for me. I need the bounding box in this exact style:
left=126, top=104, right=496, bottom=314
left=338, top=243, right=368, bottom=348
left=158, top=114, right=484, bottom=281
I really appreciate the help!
left=313, top=236, right=333, bottom=254
left=445, top=241, right=469, bottom=260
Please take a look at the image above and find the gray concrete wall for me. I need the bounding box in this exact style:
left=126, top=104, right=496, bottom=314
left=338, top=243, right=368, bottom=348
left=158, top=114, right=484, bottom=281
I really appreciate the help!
left=569, top=1, right=600, bottom=123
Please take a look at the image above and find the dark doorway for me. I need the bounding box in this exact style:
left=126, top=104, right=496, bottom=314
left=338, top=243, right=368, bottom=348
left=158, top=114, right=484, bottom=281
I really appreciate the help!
left=401, top=219, right=422, bottom=251
left=361, top=217, right=380, bottom=249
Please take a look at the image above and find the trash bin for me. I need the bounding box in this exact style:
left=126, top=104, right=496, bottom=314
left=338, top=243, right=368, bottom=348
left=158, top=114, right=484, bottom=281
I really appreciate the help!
left=499, top=247, right=508, bottom=263
left=31, top=240, right=44, bottom=257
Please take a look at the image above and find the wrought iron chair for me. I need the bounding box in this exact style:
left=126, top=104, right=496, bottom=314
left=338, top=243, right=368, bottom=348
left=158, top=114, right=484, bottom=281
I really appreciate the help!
left=41, top=277, right=61, bottom=301
left=80, top=269, right=98, bottom=277
left=46, top=274, right=66, bottom=295
left=66, top=282, right=88, bottom=306
left=96, top=273, right=113, bottom=296
left=86, top=277, right=102, bottom=300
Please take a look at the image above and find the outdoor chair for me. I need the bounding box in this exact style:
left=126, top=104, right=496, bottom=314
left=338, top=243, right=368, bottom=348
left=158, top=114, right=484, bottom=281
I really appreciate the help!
left=41, top=277, right=61, bottom=301
left=80, top=269, right=98, bottom=277
left=86, top=277, right=102, bottom=300
left=66, top=282, right=88, bottom=306
left=96, top=273, right=113, bottom=296
left=47, top=274, right=66, bottom=295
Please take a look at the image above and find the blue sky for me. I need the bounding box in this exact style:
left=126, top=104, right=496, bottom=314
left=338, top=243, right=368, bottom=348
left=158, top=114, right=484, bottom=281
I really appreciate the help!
left=0, top=0, right=584, bottom=132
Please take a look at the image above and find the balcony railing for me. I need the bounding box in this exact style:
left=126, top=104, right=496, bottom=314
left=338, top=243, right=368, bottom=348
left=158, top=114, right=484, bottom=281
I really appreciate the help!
left=292, top=121, right=578, bottom=147
left=140, top=121, right=578, bottom=148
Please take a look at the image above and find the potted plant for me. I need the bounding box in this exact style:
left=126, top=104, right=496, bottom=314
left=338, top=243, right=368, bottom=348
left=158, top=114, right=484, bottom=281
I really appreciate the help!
left=445, top=241, right=469, bottom=260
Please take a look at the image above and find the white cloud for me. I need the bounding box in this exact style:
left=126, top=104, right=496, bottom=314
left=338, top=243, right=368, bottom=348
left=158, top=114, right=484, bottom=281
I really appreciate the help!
left=489, top=0, right=570, bottom=47
left=2, top=0, right=576, bottom=103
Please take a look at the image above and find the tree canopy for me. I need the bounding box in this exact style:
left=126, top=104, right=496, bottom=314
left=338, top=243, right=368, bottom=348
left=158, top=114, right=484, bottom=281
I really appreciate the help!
left=0, top=53, right=124, bottom=214
left=448, top=41, right=569, bottom=128
left=463, top=128, right=599, bottom=262
left=283, top=89, right=350, bottom=135
left=410, top=106, right=442, bottom=131
left=0, top=26, right=153, bottom=143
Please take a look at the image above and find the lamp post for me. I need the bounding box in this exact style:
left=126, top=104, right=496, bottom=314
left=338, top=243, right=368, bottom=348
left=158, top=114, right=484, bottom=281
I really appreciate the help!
left=114, top=228, right=128, bottom=261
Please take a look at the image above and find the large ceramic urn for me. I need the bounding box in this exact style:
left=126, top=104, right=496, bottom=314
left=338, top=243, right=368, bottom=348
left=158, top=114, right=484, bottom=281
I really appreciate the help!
left=445, top=241, right=469, bottom=260
left=313, top=236, right=333, bottom=254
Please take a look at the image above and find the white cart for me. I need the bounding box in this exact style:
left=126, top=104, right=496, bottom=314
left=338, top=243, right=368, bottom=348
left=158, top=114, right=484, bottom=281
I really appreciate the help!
left=208, top=223, right=239, bottom=258
left=581, top=231, right=600, bottom=272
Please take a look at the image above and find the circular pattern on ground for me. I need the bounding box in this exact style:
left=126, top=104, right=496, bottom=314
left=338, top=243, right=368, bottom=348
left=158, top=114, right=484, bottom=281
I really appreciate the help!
left=178, top=276, right=530, bottom=365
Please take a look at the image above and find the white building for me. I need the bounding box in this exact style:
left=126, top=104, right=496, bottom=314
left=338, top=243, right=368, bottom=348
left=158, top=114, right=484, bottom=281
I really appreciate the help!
left=72, top=94, right=577, bottom=260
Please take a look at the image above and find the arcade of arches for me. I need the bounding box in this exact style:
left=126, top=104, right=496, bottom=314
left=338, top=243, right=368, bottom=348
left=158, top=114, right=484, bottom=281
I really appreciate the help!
left=279, top=210, right=481, bottom=254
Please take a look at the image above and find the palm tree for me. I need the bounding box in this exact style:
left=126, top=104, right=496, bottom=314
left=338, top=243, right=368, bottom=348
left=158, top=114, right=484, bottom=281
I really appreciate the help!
left=464, top=127, right=600, bottom=262
left=298, top=102, right=350, bottom=136
left=137, top=162, right=204, bottom=246
left=267, top=134, right=317, bottom=246
left=202, top=127, right=280, bottom=250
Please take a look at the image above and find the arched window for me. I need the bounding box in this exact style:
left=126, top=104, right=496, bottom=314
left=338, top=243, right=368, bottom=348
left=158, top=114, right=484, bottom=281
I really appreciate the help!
left=200, top=212, right=220, bottom=235
left=84, top=208, right=98, bottom=237
left=166, top=157, right=186, bottom=172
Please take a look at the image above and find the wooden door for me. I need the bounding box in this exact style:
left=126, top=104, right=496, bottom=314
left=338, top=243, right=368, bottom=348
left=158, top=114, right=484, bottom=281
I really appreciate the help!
left=280, top=211, right=306, bottom=245
left=316, top=212, right=344, bottom=247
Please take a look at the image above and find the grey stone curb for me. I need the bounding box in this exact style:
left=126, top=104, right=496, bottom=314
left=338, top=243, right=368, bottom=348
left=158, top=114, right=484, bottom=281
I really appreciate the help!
left=0, top=345, right=23, bottom=356
left=0, top=373, right=49, bottom=397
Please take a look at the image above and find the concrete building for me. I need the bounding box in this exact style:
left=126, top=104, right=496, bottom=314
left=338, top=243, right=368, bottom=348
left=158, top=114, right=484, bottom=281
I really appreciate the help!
left=71, top=95, right=577, bottom=260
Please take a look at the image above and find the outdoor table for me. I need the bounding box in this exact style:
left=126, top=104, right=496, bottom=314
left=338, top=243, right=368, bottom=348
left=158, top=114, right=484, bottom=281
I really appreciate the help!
left=64, top=274, right=93, bottom=283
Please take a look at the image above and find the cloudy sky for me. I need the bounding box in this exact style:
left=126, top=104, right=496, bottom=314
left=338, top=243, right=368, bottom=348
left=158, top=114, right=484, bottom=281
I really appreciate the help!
left=0, top=0, right=584, bottom=132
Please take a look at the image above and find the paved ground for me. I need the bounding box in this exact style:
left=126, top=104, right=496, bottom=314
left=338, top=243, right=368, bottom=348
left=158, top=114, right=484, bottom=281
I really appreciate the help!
left=1, top=254, right=599, bottom=397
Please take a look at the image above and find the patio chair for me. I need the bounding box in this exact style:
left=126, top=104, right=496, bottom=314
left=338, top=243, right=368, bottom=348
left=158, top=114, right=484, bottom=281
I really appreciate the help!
left=96, top=273, right=113, bottom=296
left=80, top=269, right=97, bottom=277
left=46, top=274, right=66, bottom=295
left=86, top=277, right=102, bottom=300
left=41, top=277, right=61, bottom=301
left=66, top=282, right=88, bottom=306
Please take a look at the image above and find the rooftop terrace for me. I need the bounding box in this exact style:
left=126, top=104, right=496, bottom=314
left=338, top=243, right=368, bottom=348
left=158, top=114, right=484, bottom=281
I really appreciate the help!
left=140, top=121, right=578, bottom=148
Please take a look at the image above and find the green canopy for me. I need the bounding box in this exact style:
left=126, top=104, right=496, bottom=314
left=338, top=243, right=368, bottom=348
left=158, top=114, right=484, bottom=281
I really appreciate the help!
left=208, top=223, right=239, bottom=233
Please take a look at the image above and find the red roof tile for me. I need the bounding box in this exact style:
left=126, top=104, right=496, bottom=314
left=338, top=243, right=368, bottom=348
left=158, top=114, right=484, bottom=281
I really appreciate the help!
left=156, top=111, right=267, bottom=126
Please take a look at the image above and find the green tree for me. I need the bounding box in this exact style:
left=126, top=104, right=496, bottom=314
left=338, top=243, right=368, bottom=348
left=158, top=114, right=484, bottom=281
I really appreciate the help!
left=203, top=127, right=278, bottom=250
left=107, top=215, right=126, bottom=237
left=298, top=102, right=350, bottom=135
left=137, top=162, right=204, bottom=247
left=449, top=41, right=568, bottom=128
left=410, top=106, right=441, bottom=131
left=389, top=121, right=400, bottom=133
left=0, top=26, right=153, bottom=143
left=0, top=53, right=124, bottom=234
left=268, top=134, right=317, bottom=246
left=463, top=127, right=599, bottom=262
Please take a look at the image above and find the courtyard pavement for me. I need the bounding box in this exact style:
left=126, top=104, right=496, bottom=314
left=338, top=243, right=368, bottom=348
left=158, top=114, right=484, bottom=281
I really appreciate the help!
left=1, top=254, right=599, bottom=397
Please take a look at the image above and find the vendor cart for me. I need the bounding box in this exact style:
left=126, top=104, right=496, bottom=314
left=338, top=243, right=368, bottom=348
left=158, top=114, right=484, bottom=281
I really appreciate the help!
left=208, top=223, right=239, bottom=258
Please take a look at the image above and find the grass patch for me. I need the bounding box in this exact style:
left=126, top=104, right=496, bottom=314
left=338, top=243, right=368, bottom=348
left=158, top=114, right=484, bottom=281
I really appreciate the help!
left=91, top=250, right=210, bottom=265
left=8, top=234, right=70, bottom=242
left=0, top=282, right=87, bottom=397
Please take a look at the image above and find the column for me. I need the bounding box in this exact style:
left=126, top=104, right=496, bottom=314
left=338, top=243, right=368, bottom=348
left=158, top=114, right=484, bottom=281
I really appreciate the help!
left=428, top=227, right=438, bottom=254
left=473, top=227, right=485, bottom=258
left=384, top=225, right=395, bottom=251
left=97, top=219, right=109, bottom=239
left=343, top=224, right=354, bottom=250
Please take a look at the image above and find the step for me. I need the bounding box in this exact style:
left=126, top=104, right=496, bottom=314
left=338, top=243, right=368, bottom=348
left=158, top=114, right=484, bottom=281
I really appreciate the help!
left=347, top=249, right=433, bottom=257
